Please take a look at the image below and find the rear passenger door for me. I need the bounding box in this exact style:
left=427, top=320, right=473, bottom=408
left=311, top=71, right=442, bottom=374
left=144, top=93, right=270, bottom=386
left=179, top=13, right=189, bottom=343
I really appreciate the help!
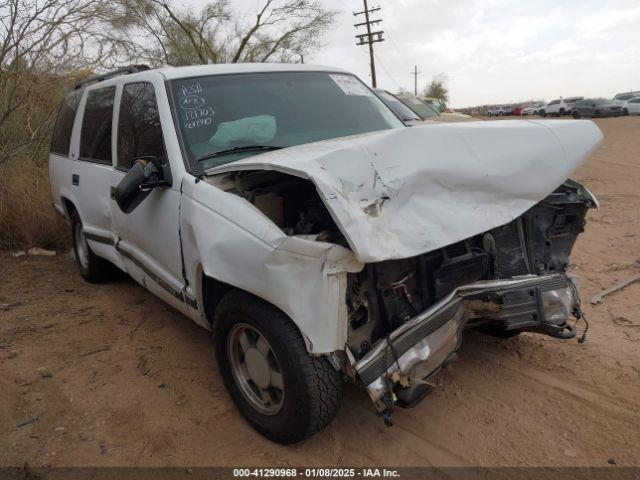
left=70, top=86, right=121, bottom=265
left=110, top=81, right=187, bottom=312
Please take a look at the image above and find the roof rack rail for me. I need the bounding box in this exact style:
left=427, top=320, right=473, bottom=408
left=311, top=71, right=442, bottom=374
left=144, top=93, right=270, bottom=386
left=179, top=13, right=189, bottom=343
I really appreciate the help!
left=75, top=65, right=151, bottom=89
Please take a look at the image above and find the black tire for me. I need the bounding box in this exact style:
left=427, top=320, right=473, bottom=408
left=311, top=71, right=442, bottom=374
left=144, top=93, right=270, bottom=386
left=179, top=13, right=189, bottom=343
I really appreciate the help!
left=572, top=110, right=580, bottom=119
left=214, top=290, right=343, bottom=444
left=623, top=108, right=629, bottom=116
left=559, top=108, right=565, bottom=116
left=594, top=110, right=601, bottom=118
left=540, top=110, right=547, bottom=118
left=70, top=210, right=116, bottom=283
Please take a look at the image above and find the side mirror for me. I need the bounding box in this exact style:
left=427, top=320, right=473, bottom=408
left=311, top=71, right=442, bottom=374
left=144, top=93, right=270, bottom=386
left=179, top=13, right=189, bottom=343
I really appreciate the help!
left=114, top=156, right=170, bottom=214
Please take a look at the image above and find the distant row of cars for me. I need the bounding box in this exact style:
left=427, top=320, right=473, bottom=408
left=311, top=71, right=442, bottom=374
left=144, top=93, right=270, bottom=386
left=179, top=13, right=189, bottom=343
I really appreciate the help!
left=374, top=90, right=474, bottom=124
left=487, top=91, right=640, bottom=119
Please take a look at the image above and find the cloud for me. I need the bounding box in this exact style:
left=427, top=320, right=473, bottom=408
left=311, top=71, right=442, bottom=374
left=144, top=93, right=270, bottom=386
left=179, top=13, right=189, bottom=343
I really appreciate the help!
left=206, top=0, right=640, bottom=107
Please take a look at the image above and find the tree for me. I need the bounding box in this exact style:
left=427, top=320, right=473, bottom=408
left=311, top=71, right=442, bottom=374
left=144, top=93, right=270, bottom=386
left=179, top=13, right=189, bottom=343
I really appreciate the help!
left=423, top=74, right=449, bottom=103
left=108, top=0, right=337, bottom=66
left=0, top=0, right=119, bottom=166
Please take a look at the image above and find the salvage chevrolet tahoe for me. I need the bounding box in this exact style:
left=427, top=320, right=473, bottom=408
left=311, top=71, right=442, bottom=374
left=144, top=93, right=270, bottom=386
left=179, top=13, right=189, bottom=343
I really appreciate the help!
left=49, top=63, right=602, bottom=444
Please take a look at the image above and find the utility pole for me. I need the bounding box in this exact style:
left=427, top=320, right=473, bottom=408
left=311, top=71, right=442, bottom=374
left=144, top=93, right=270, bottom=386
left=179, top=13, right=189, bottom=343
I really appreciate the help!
left=410, top=65, right=421, bottom=96
left=354, top=0, right=384, bottom=88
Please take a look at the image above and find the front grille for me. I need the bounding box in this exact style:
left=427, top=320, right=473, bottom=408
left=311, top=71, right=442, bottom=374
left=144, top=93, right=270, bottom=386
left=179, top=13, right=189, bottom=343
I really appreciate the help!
left=491, top=220, right=530, bottom=278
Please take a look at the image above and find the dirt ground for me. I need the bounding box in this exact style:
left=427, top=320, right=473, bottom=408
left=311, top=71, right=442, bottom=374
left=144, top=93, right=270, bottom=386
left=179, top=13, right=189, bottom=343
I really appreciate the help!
left=1, top=117, right=639, bottom=468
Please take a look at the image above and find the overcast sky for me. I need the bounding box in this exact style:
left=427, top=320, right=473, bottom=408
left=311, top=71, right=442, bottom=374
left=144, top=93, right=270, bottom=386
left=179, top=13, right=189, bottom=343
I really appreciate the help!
left=225, top=0, right=640, bottom=108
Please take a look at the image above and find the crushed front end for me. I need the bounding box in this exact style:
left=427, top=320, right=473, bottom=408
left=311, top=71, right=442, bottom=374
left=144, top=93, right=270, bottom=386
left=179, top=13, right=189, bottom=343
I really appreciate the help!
left=345, top=180, right=597, bottom=416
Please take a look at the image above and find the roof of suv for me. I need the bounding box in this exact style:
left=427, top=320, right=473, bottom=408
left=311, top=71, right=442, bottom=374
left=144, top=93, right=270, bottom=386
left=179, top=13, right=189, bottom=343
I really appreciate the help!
left=156, top=63, right=349, bottom=80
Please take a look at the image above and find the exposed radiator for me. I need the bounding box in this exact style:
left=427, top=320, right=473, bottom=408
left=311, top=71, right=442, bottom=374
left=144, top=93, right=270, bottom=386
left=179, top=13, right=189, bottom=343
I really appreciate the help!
left=490, top=220, right=530, bottom=278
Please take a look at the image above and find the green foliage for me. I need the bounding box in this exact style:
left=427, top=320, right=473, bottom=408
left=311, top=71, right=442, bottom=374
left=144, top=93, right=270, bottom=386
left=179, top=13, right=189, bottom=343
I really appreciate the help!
left=423, top=74, right=449, bottom=104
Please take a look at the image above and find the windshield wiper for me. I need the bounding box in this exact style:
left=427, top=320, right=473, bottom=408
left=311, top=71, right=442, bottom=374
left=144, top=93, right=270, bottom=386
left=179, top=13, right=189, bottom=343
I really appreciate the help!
left=196, top=145, right=284, bottom=163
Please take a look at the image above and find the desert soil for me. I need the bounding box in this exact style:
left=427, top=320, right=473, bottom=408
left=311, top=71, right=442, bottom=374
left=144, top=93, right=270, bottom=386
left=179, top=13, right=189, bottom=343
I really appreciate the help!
left=1, top=117, right=639, bottom=468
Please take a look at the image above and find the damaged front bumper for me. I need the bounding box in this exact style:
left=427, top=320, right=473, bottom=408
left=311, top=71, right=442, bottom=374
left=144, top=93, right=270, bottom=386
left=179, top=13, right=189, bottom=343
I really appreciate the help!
left=354, top=274, right=579, bottom=410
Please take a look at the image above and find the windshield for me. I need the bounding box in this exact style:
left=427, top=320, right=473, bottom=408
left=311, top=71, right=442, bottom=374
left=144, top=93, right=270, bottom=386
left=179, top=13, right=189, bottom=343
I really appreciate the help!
left=374, top=90, right=421, bottom=121
left=169, top=71, right=403, bottom=171
left=396, top=95, right=441, bottom=119
left=615, top=93, right=638, bottom=101
left=424, top=98, right=445, bottom=112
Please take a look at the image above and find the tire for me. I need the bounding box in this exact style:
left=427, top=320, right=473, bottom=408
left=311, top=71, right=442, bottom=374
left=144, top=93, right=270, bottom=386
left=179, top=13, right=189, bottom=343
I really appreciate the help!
left=559, top=108, right=565, bottom=116
left=498, top=112, right=503, bottom=116
left=540, top=110, right=547, bottom=118
left=623, top=108, right=629, bottom=116
left=70, top=210, right=116, bottom=283
left=214, top=290, right=343, bottom=444
left=594, top=110, right=601, bottom=118
left=572, top=110, right=580, bottom=119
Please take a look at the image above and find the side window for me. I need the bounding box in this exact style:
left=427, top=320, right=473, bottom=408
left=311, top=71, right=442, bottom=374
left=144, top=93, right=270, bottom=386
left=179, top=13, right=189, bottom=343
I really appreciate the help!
left=79, top=87, right=116, bottom=164
left=51, top=90, right=82, bottom=156
left=117, top=82, right=165, bottom=171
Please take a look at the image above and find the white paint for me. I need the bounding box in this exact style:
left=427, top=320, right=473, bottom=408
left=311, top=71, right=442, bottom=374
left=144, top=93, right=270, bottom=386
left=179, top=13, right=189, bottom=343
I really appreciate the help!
left=207, top=119, right=603, bottom=262
left=49, top=63, right=602, bottom=357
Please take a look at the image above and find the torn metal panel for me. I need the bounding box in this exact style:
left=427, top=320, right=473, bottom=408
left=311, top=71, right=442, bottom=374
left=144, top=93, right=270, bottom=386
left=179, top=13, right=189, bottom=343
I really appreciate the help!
left=356, top=274, right=578, bottom=406
left=207, top=119, right=603, bottom=262
left=180, top=177, right=363, bottom=353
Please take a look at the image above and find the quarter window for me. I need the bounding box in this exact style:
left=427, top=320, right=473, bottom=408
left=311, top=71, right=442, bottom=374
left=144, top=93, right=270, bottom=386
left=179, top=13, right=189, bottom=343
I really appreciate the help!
left=51, top=90, right=82, bottom=156
left=80, top=87, right=116, bottom=164
left=117, top=82, right=165, bottom=170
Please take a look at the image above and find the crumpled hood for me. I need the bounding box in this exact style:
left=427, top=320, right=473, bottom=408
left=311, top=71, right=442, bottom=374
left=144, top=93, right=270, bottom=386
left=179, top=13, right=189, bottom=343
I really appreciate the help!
left=207, top=119, right=603, bottom=262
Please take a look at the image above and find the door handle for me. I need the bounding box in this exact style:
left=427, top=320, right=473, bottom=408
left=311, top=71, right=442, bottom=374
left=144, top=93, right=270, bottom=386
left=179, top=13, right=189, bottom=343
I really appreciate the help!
left=72, top=174, right=79, bottom=186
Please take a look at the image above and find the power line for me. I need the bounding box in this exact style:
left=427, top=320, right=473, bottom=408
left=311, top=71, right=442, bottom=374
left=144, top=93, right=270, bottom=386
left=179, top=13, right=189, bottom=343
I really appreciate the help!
left=376, top=55, right=402, bottom=91
left=354, top=0, right=384, bottom=88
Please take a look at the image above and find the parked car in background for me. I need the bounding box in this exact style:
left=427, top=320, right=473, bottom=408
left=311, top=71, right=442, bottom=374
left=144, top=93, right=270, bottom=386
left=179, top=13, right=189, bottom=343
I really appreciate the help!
left=487, top=106, right=512, bottom=116
left=512, top=104, right=527, bottom=116
left=624, top=97, right=640, bottom=115
left=618, top=95, right=640, bottom=115
left=521, top=102, right=545, bottom=116
left=396, top=93, right=474, bottom=122
left=539, top=97, right=583, bottom=117
left=374, top=89, right=427, bottom=125
left=571, top=98, right=624, bottom=118
left=613, top=91, right=640, bottom=106
left=423, top=97, right=446, bottom=113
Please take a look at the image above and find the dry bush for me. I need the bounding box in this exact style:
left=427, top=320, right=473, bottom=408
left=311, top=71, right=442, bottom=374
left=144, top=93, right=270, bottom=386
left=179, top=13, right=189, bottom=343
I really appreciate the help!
left=0, top=160, right=69, bottom=251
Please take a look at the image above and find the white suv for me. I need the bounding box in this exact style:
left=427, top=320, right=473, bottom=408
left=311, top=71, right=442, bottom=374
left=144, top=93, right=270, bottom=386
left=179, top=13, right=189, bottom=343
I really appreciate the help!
left=50, top=63, right=602, bottom=443
left=539, top=97, right=583, bottom=117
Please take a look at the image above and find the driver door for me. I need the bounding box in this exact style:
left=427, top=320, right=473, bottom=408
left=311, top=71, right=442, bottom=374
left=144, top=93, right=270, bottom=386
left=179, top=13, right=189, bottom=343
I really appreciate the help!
left=111, top=80, right=187, bottom=313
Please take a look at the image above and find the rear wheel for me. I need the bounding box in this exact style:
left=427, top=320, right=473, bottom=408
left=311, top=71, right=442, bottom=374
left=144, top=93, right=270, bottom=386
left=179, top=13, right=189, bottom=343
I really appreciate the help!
left=214, top=290, right=343, bottom=444
left=70, top=211, right=116, bottom=283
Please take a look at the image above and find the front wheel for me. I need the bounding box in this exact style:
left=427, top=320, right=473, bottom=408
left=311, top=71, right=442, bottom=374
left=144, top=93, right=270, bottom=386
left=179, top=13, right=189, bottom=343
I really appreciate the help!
left=214, top=290, right=343, bottom=444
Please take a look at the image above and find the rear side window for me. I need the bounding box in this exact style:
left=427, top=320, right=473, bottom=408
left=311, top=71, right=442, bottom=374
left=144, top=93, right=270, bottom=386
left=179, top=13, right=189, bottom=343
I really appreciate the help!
left=80, top=87, right=116, bottom=164
left=51, top=90, right=82, bottom=156
left=117, top=82, right=165, bottom=170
